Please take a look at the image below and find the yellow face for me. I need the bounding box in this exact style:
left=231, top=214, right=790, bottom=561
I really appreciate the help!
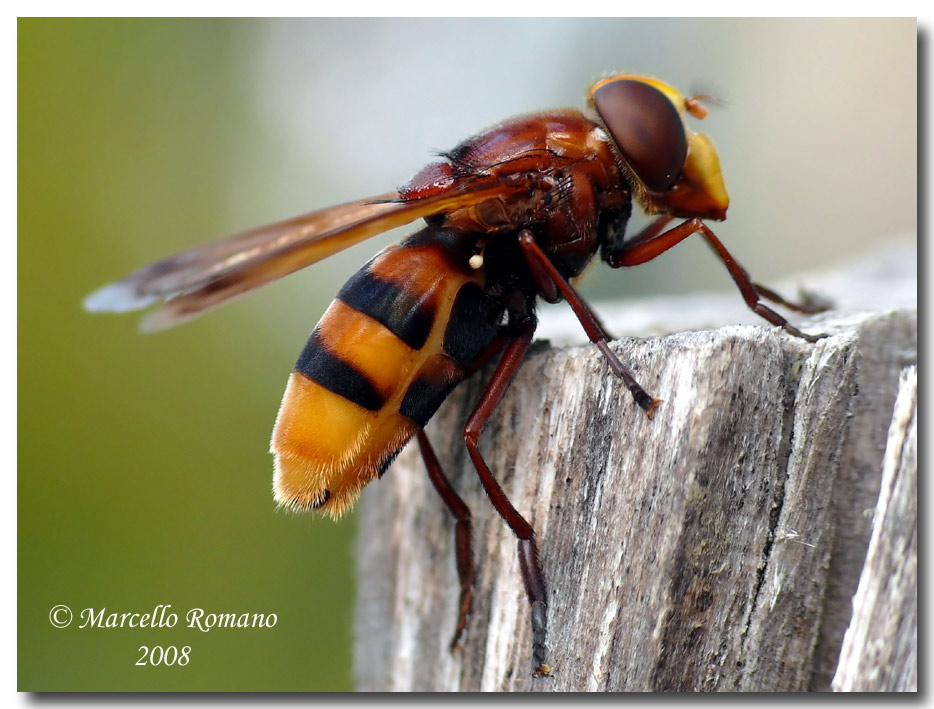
left=589, top=74, right=730, bottom=220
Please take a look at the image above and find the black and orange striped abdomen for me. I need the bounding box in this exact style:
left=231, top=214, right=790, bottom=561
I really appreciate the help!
left=271, top=228, right=505, bottom=517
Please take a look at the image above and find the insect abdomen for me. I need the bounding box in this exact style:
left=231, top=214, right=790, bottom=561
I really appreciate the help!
left=271, top=228, right=504, bottom=517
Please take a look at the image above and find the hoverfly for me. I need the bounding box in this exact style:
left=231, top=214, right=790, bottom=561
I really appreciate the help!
left=85, top=74, right=826, bottom=677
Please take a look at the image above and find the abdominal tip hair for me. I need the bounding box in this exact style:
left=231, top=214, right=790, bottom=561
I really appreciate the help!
left=274, top=489, right=357, bottom=520
left=272, top=470, right=360, bottom=520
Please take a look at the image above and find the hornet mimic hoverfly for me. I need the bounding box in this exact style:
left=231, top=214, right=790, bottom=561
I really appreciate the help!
left=85, top=74, right=826, bottom=677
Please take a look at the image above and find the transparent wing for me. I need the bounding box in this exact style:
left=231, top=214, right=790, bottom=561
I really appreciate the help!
left=84, top=180, right=513, bottom=331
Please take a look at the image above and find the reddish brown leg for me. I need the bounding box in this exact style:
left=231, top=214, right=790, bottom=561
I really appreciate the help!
left=617, top=214, right=675, bottom=249
left=607, top=218, right=827, bottom=342
left=462, top=318, right=551, bottom=677
left=750, top=281, right=831, bottom=315
left=518, top=231, right=662, bottom=418
left=416, top=429, right=473, bottom=651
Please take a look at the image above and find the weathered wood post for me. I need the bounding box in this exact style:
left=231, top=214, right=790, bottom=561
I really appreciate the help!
left=354, top=243, right=917, bottom=692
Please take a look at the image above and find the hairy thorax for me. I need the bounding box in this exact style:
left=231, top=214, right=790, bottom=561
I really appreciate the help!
left=399, top=110, right=631, bottom=281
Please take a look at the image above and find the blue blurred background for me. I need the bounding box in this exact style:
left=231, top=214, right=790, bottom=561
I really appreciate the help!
left=18, top=18, right=915, bottom=691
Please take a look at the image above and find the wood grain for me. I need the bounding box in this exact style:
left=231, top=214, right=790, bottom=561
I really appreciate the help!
left=354, top=244, right=917, bottom=692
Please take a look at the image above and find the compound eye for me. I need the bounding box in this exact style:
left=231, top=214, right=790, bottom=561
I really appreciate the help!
left=592, top=79, right=688, bottom=192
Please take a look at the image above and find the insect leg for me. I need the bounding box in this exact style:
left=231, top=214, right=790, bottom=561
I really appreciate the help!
left=416, top=429, right=474, bottom=651
left=518, top=231, right=661, bottom=417
left=462, top=318, right=550, bottom=677
left=749, top=281, right=831, bottom=315
left=605, top=218, right=827, bottom=341
left=523, top=242, right=617, bottom=340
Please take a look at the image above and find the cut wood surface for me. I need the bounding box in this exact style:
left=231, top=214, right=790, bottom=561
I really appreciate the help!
left=354, top=241, right=917, bottom=692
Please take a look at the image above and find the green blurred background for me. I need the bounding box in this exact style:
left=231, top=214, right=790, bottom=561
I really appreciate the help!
left=18, top=18, right=915, bottom=691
